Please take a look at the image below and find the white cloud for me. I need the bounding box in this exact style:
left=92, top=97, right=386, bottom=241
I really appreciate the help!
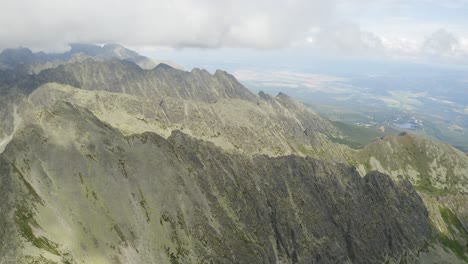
left=422, top=29, right=463, bottom=56
left=1, top=0, right=468, bottom=66
left=0, top=0, right=335, bottom=51
left=461, top=38, right=468, bottom=53
left=393, top=28, right=468, bottom=64
left=310, top=22, right=385, bottom=56
left=415, top=0, right=468, bottom=8
left=381, top=37, right=420, bottom=54
left=305, top=24, right=468, bottom=64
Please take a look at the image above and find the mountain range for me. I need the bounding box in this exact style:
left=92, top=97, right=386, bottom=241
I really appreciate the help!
left=0, top=44, right=467, bottom=263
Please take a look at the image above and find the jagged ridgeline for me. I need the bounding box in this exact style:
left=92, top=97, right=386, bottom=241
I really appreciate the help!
left=0, top=44, right=467, bottom=263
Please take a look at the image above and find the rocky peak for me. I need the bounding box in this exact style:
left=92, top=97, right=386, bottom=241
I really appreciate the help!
left=153, top=63, right=174, bottom=70
left=0, top=47, right=35, bottom=66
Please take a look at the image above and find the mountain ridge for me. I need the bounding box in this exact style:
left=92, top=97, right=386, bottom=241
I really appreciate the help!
left=0, top=43, right=184, bottom=74
left=0, top=44, right=467, bottom=263
left=0, top=101, right=432, bottom=263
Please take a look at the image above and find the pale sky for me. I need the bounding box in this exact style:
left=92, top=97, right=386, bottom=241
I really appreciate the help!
left=1, top=0, right=468, bottom=66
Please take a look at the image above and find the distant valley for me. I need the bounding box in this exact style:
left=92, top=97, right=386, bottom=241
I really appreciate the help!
left=234, top=67, right=468, bottom=152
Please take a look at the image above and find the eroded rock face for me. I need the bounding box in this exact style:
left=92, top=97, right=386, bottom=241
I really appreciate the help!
left=0, top=102, right=430, bottom=263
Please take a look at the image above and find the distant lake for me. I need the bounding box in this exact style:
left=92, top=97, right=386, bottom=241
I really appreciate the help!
left=394, top=123, right=415, bottom=129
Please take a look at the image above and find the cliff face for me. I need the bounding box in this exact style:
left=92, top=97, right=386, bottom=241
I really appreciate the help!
left=1, top=102, right=430, bottom=263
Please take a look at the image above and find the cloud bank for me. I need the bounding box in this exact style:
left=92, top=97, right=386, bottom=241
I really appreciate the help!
left=309, top=23, right=468, bottom=64
left=0, top=0, right=336, bottom=51
left=1, top=0, right=468, bottom=64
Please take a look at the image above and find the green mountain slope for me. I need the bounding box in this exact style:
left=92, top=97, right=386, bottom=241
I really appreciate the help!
left=354, top=133, right=468, bottom=195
